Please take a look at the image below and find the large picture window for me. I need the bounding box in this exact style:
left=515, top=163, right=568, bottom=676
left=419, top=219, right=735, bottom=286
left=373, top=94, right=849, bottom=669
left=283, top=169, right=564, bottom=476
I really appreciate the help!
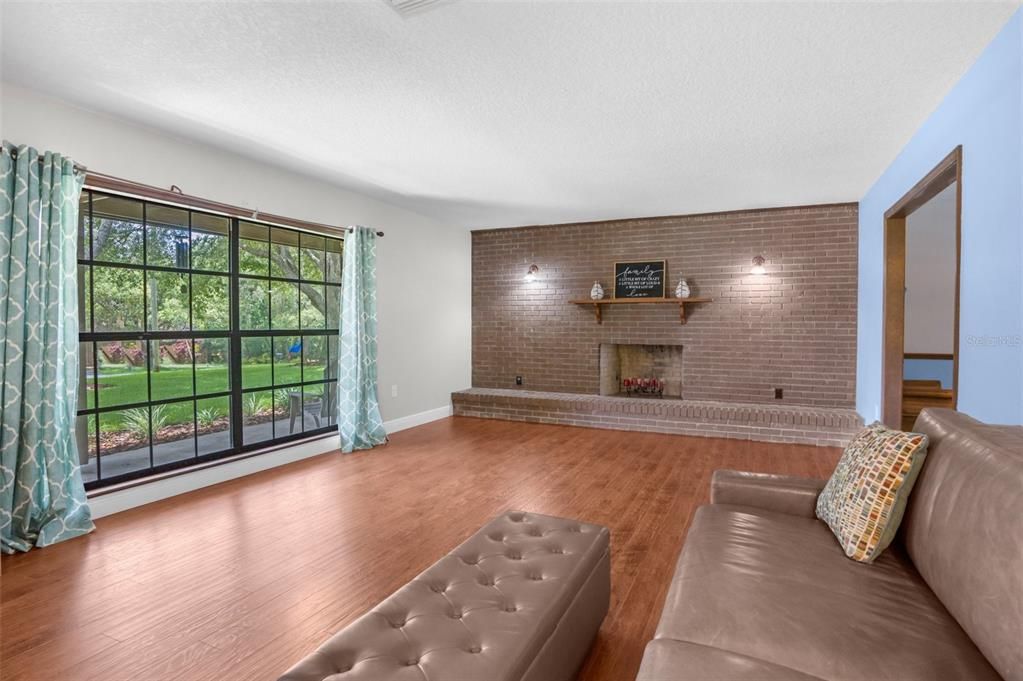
left=76, top=190, right=342, bottom=489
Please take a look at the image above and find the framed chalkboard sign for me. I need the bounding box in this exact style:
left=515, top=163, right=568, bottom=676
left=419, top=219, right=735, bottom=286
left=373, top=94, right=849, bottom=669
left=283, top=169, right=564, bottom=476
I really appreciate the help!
left=614, top=260, right=666, bottom=299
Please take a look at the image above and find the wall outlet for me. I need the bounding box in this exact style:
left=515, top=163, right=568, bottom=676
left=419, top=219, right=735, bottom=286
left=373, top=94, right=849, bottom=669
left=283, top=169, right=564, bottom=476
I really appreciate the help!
left=391, top=384, right=398, bottom=398
left=515, top=376, right=523, bottom=386
left=774, top=388, right=783, bottom=399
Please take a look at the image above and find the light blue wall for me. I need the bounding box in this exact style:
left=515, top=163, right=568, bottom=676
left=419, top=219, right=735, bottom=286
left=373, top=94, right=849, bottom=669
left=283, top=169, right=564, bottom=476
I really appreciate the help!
left=904, top=359, right=954, bottom=389
left=858, top=10, right=1023, bottom=425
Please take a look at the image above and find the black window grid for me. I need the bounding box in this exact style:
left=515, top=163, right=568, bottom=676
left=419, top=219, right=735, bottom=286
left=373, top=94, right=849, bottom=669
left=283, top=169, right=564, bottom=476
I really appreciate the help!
left=77, top=190, right=342, bottom=489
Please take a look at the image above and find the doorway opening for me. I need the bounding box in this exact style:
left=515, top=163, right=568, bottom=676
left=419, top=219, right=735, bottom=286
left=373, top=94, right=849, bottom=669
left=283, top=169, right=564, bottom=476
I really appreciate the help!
left=882, top=147, right=961, bottom=429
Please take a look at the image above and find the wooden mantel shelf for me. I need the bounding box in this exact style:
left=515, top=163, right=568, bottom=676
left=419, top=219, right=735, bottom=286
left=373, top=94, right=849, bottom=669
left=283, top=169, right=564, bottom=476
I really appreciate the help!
left=570, top=297, right=712, bottom=324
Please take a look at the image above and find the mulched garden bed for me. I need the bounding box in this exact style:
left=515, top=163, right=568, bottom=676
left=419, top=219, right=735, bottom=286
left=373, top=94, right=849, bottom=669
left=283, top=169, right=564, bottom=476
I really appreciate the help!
left=93, top=412, right=284, bottom=455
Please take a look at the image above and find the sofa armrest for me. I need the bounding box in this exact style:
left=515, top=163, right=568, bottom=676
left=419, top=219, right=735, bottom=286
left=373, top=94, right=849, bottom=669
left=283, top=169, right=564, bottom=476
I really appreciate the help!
left=710, top=470, right=827, bottom=518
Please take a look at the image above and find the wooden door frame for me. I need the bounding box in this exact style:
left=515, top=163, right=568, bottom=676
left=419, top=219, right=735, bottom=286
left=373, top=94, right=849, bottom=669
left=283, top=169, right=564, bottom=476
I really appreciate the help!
left=882, top=146, right=962, bottom=428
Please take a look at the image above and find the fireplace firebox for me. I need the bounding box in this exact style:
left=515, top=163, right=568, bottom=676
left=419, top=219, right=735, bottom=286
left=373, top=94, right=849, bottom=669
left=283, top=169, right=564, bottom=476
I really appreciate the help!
left=599, top=344, right=683, bottom=399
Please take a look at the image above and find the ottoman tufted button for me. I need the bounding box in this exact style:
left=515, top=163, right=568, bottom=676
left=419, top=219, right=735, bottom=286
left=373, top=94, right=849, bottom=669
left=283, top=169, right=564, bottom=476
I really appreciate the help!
left=479, top=578, right=494, bottom=586
left=508, top=552, right=522, bottom=560
left=431, top=584, right=446, bottom=593
left=504, top=605, right=517, bottom=613
left=551, top=548, right=563, bottom=554
left=391, top=619, right=406, bottom=628
left=461, top=556, right=479, bottom=565
left=530, top=574, right=543, bottom=581
left=406, top=658, right=419, bottom=666
left=469, top=645, right=482, bottom=654
left=451, top=611, right=463, bottom=619
left=488, top=533, right=504, bottom=541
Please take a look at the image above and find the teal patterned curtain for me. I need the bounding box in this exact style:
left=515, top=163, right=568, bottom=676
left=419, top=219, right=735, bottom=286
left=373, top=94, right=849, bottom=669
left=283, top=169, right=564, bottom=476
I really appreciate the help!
left=0, top=142, right=94, bottom=553
left=336, top=226, right=387, bottom=453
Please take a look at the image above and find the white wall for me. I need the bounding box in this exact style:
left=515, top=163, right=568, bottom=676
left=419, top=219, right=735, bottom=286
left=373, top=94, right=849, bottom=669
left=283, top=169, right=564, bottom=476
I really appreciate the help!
left=904, top=183, right=957, bottom=353
left=0, top=83, right=471, bottom=426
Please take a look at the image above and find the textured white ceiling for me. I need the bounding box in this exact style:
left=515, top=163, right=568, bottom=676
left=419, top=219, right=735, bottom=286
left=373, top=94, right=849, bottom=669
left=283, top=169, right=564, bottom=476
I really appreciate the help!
left=1, top=1, right=1018, bottom=228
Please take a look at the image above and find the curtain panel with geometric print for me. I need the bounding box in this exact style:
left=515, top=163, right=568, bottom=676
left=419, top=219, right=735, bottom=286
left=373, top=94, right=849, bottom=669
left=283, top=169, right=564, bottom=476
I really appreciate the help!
left=336, top=226, right=387, bottom=453
left=0, top=142, right=94, bottom=553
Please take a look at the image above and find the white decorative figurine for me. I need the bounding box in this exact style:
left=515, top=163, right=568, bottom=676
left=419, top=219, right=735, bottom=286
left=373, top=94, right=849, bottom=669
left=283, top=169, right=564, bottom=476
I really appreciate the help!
left=675, top=278, right=691, bottom=299
left=590, top=281, right=605, bottom=300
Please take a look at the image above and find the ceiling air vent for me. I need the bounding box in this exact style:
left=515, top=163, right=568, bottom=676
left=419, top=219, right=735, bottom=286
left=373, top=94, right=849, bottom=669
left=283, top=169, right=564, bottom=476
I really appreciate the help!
left=383, top=0, right=455, bottom=17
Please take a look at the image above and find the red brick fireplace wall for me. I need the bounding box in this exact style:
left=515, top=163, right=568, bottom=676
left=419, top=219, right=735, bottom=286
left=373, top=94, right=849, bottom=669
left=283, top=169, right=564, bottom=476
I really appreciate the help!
left=471, top=203, right=858, bottom=408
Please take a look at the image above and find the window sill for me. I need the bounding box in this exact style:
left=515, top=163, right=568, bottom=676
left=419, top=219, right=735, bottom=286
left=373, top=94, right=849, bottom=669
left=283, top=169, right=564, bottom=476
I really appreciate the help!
left=85, top=431, right=340, bottom=515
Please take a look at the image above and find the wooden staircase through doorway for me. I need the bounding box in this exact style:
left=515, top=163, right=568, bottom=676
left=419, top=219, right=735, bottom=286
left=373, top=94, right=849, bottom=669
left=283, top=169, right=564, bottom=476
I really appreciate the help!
left=902, top=379, right=954, bottom=431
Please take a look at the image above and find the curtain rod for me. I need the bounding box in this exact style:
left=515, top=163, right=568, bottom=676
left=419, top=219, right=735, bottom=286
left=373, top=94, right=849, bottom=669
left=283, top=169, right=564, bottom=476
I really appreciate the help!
left=5, top=145, right=384, bottom=237
left=85, top=171, right=383, bottom=237
left=346, top=227, right=386, bottom=237
left=37, top=157, right=88, bottom=173
left=3, top=145, right=88, bottom=173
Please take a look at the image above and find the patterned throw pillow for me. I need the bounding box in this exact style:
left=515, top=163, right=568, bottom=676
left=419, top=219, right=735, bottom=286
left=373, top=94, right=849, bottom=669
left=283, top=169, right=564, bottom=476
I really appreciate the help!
left=816, top=422, right=929, bottom=563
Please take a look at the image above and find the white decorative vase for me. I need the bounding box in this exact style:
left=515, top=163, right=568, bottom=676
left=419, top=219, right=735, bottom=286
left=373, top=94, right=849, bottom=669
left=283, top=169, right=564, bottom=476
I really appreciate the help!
left=675, top=278, right=691, bottom=299
left=590, top=281, right=605, bottom=300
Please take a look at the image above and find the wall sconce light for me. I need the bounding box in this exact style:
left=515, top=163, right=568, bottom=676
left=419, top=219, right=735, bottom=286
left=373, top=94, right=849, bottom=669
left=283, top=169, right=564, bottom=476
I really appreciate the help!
left=750, top=255, right=766, bottom=275
left=524, top=264, right=540, bottom=282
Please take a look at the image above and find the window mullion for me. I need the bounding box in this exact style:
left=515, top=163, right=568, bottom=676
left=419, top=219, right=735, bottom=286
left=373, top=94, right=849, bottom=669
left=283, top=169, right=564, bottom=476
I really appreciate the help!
left=229, top=217, right=245, bottom=451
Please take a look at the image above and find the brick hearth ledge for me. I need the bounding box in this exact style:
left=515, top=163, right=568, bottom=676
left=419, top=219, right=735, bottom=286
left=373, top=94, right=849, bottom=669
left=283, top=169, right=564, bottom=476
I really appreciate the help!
left=452, top=388, right=864, bottom=447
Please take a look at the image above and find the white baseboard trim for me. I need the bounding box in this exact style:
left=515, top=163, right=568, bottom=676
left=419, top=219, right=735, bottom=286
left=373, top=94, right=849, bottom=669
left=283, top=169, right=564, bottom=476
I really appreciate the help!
left=383, top=404, right=452, bottom=433
left=89, top=403, right=452, bottom=519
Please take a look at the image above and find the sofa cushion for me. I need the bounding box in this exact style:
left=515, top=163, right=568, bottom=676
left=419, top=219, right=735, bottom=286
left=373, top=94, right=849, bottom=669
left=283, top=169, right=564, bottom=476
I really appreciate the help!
left=637, top=639, right=827, bottom=681
left=816, top=422, right=928, bottom=562
left=653, top=504, right=1000, bottom=681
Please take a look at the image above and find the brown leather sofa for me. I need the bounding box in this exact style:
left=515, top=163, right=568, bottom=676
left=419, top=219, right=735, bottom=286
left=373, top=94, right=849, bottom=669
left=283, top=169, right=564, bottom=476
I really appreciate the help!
left=637, top=408, right=1022, bottom=681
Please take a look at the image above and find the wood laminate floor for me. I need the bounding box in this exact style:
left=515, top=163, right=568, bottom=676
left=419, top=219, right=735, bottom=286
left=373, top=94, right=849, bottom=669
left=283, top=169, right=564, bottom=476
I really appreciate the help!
left=1, top=416, right=840, bottom=681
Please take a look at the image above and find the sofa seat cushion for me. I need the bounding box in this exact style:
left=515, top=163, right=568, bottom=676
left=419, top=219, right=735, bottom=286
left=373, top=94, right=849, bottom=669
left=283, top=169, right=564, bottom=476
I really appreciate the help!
left=637, top=639, right=827, bottom=681
left=279, top=511, right=610, bottom=681
left=654, top=504, right=1000, bottom=681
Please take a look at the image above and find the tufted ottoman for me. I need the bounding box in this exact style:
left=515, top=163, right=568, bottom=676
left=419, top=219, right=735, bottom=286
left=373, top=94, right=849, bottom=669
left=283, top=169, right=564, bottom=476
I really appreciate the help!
left=279, top=511, right=611, bottom=681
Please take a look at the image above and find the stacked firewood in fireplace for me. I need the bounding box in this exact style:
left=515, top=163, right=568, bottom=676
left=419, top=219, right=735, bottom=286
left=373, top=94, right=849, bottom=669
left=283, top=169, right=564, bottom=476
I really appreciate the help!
left=622, top=377, right=664, bottom=397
